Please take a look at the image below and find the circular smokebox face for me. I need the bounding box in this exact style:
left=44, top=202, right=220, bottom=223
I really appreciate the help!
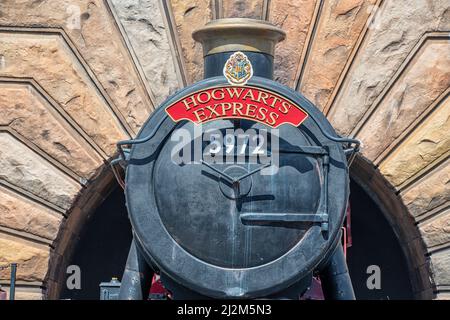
left=125, top=77, right=349, bottom=298
left=153, top=120, right=321, bottom=268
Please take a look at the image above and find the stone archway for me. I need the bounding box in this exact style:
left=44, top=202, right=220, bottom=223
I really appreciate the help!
left=44, top=166, right=118, bottom=300
left=350, top=155, right=434, bottom=299
left=0, top=0, right=449, bottom=299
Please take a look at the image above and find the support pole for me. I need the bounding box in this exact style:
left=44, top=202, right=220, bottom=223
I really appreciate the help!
left=320, top=243, right=355, bottom=300
left=10, top=263, right=17, bottom=301
left=118, top=239, right=153, bottom=300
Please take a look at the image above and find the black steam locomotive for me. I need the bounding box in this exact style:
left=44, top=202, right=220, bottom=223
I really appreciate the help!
left=111, top=18, right=360, bottom=300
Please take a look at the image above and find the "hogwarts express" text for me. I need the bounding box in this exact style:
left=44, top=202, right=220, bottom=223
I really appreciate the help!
left=166, top=86, right=308, bottom=128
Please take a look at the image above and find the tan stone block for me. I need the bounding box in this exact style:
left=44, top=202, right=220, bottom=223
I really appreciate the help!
left=0, top=235, right=50, bottom=283
left=0, top=83, right=102, bottom=179
left=0, top=185, right=63, bottom=241
left=429, top=249, right=450, bottom=286
left=0, top=32, right=127, bottom=155
left=0, top=133, right=80, bottom=210
left=401, top=159, right=450, bottom=217
left=359, top=40, right=450, bottom=171
left=270, top=0, right=317, bottom=86
left=222, top=0, right=264, bottom=19
left=300, top=0, right=377, bottom=110
left=109, top=0, right=181, bottom=104
left=15, top=291, right=44, bottom=300
left=436, top=292, right=450, bottom=300
left=170, top=0, right=212, bottom=84
left=0, top=0, right=153, bottom=132
left=329, top=0, right=450, bottom=135
left=420, top=209, right=450, bottom=249
left=0, top=287, right=44, bottom=300
left=380, top=89, right=450, bottom=186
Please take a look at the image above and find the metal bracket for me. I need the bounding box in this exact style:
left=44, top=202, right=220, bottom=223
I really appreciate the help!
left=116, top=115, right=169, bottom=166
left=240, top=213, right=328, bottom=223
left=111, top=115, right=168, bottom=189
left=110, top=149, right=130, bottom=189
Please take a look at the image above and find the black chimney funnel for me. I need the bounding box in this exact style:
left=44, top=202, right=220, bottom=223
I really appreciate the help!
left=193, top=18, right=285, bottom=80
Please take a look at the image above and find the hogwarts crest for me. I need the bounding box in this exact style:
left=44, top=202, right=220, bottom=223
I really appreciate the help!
left=223, top=51, right=253, bottom=86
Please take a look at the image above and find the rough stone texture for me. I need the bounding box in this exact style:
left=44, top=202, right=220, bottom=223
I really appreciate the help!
left=170, top=0, right=212, bottom=84
left=14, top=291, right=44, bottom=300
left=0, top=0, right=153, bottom=133
left=436, top=293, right=450, bottom=300
left=360, top=40, right=450, bottom=169
left=379, top=89, right=450, bottom=187
left=110, top=0, right=181, bottom=104
left=329, top=0, right=450, bottom=136
left=270, top=0, right=317, bottom=87
left=0, top=133, right=80, bottom=210
left=0, top=32, right=127, bottom=155
left=0, top=235, right=50, bottom=283
left=420, top=208, right=450, bottom=249
left=300, top=0, right=377, bottom=110
left=401, top=159, right=450, bottom=218
left=0, top=83, right=102, bottom=179
left=0, top=0, right=449, bottom=299
left=430, top=249, right=450, bottom=286
left=0, top=185, right=62, bottom=241
left=222, top=0, right=264, bottom=19
left=1, top=290, right=44, bottom=300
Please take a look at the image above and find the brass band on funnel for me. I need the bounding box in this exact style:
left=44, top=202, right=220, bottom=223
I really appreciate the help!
left=192, top=18, right=286, bottom=57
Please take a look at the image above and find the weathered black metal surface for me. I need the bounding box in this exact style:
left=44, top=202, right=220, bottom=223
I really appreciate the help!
left=124, top=76, right=351, bottom=299
left=320, top=243, right=356, bottom=300
left=204, top=51, right=273, bottom=79
left=154, top=122, right=321, bottom=269
left=118, top=239, right=153, bottom=300
left=99, top=278, right=121, bottom=300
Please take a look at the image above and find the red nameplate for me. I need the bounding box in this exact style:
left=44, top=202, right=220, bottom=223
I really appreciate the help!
left=165, top=86, right=308, bottom=128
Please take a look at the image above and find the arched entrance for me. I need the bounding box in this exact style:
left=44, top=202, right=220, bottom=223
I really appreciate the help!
left=350, top=156, right=434, bottom=299
left=59, top=186, right=131, bottom=300
left=52, top=156, right=431, bottom=300
left=1, top=1, right=447, bottom=300
left=347, top=179, right=413, bottom=299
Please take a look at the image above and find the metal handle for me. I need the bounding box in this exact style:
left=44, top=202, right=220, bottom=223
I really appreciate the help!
left=241, top=213, right=328, bottom=223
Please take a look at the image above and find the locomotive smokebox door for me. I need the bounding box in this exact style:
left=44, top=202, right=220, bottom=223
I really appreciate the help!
left=115, top=18, right=359, bottom=300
